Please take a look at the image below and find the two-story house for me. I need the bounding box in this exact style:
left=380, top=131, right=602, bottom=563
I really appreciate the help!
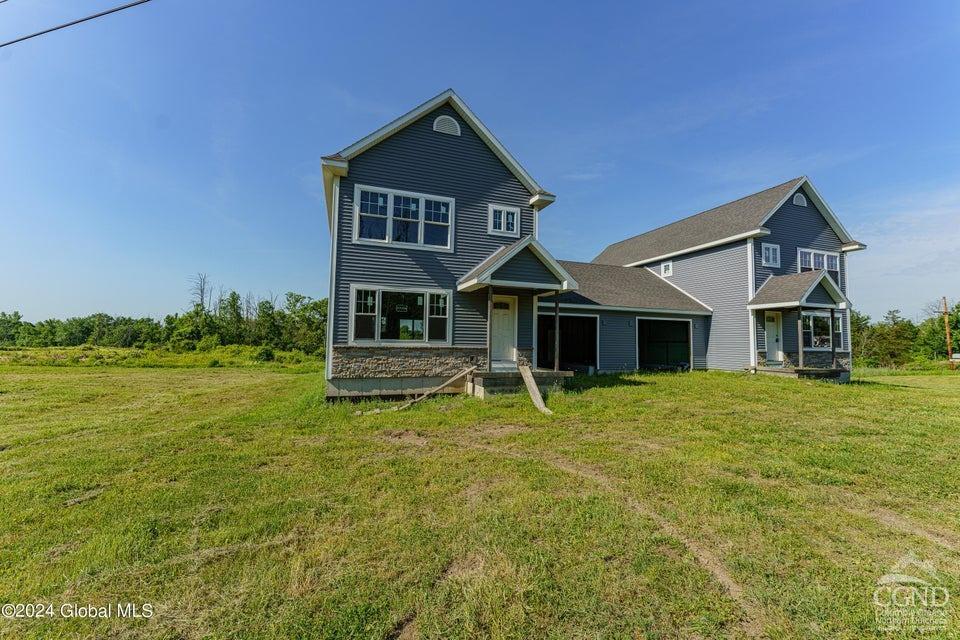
left=321, top=90, right=865, bottom=398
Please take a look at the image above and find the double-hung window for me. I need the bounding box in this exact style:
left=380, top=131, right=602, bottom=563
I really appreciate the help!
left=801, top=312, right=843, bottom=350
left=351, top=286, right=451, bottom=344
left=761, top=243, right=780, bottom=267
left=354, top=185, right=453, bottom=250
left=798, top=248, right=840, bottom=285
left=488, top=204, right=520, bottom=237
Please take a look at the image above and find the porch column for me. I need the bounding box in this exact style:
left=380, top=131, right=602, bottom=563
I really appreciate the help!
left=830, top=307, right=837, bottom=369
left=486, top=287, right=493, bottom=372
left=796, top=307, right=804, bottom=369
left=554, top=296, right=560, bottom=372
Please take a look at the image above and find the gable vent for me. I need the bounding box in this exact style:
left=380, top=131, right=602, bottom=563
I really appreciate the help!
left=792, top=193, right=808, bottom=207
left=433, top=115, right=461, bottom=136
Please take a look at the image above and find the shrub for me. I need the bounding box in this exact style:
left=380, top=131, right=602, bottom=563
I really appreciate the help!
left=207, top=358, right=222, bottom=368
left=254, top=346, right=275, bottom=362
left=196, top=334, right=221, bottom=352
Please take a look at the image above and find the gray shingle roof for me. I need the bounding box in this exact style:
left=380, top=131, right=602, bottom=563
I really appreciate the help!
left=593, top=177, right=805, bottom=266
left=540, top=261, right=711, bottom=314
left=748, top=271, right=825, bottom=306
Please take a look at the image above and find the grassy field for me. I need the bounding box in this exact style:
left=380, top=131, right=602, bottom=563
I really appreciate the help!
left=1, top=362, right=959, bottom=639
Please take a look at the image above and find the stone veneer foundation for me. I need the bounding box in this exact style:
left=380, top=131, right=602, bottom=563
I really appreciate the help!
left=758, top=350, right=851, bottom=369
left=331, top=345, right=487, bottom=379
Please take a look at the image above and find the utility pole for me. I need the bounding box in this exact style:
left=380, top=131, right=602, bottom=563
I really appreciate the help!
left=944, top=297, right=955, bottom=370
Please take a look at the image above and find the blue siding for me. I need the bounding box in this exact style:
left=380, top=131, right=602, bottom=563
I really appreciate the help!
left=753, top=186, right=849, bottom=350
left=332, top=104, right=538, bottom=346
left=650, top=242, right=750, bottom=371
left=492, top=248, right=560, bottom=285
left=806, top=283, right=835, bottom=305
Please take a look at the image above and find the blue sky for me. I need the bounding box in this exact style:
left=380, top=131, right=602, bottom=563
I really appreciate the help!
left=2, top=0, right=958, bottom=322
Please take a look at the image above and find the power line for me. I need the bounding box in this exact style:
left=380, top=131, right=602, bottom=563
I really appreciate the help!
left=0, top=0, right=152, bottom=49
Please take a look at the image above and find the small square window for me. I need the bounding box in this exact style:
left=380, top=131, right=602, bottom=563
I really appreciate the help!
left=661, top=261, right=673, bottom=277
left=489, top=204, right=521, bottom=237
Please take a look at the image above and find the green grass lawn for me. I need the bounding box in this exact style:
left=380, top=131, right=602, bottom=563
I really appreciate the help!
left=1, top=363, right=959, bottom=639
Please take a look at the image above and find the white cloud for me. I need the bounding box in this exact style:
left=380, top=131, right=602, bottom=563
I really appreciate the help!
left=844, top=184, right=960, bottom=321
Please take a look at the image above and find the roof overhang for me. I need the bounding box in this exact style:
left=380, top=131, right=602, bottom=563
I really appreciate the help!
left=322, top=89, right=553, bottom=227
left=458, top=236, right=578, bottom=293
left=747, top=270, right=849, bottom=310
left=759, top=176, right=857, bottom=245
left=841, top=241, right=867, bottom=252
left=623, top=228, right=771, bottom=267
left=321, top=156, right=349, bottom=227
left=536, top=301, right=712, bottom=316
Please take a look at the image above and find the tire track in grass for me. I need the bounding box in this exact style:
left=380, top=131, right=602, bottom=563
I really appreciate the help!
left=443, top=437, right=767, bottom=638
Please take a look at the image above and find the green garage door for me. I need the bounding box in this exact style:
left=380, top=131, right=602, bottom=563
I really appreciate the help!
left=637, top=319, right=690, bottom=370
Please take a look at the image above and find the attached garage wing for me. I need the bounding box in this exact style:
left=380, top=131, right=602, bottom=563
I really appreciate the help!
left=537, top=314, right=598, bottom=373
left=636, top=318, right=692, bottom=370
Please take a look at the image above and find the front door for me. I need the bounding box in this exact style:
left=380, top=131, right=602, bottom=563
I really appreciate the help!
left=764, top=312, right=783, bottom=364
left=491, top=295, right=517, bottom=362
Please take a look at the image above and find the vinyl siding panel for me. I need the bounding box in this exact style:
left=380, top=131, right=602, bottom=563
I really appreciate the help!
left=753, top=186, right=849, bottom=350
left=492, top=248, right=561, bottom=285
left=806, top=283, right=835, bottom=305
left=650, top=242, right=750, bottom=371
left=332, top=104, right=537, bottom=346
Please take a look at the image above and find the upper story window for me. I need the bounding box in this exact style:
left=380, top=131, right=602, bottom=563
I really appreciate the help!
left=761, top=243, right=780, bottom=267
left=793, top=193, right=808, bottom=207
left=354, top=185, right=453, bottom=251
left=799, top=248, right=840, bottom=285
left=661, top=261, right=673, bottom=277
left=351, top=286, right=450, bottom=345
left=488, top=204, right=520, bottom=238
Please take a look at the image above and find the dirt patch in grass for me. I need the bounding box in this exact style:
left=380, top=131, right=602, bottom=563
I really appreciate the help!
left=471, top=424, right=528, bottom=439
left=388, top=611, right=418, bottom=640
left=380, top=430, right=429, bottom=446
left=63, top=486, right=105, bottom=507
left=442, top=553, right=485, bottom=581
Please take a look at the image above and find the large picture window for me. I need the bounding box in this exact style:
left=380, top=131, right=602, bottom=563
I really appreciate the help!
left=801, top=312, right=843, bottom=350
left=354, top=185, right=453, bottom=250
left=351, top=286, right=451, bottom=344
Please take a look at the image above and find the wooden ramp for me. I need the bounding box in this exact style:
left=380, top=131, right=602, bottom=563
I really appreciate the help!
left=518, top=364, right=553, bottom=415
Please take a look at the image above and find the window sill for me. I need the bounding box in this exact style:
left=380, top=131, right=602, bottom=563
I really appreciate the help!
left=488, top=229, right=520, bottom=239
left=351, top=238, right=453, bottom=253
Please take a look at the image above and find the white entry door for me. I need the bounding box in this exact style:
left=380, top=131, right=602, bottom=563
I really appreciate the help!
left=491, top=296, right=517, bottom=362
left=764, top=312, right=783, bottom=364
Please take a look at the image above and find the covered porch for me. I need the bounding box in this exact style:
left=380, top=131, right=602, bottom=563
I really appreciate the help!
left=748, top=270, right=851, bottom=381
left=457, top=236, right=579, bottom=395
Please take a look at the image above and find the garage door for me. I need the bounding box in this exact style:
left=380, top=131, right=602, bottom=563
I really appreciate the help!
left=537, top=314, right=598, bottom=372
left=637, top=319, right=690, bottom=370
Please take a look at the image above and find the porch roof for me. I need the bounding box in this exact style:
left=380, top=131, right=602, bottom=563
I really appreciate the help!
left=748, top=270, right=848, bottom=310
left=457, top=236, right=578, bottom=292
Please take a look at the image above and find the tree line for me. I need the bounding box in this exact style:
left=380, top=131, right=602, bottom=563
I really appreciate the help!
left=850, top=301, right=959, bottom=367
left=0, top=274, right=328, bottom=356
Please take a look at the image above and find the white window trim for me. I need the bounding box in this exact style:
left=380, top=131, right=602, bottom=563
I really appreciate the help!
left=801, top=310, right=842, bottom=352
left=487, top=203, right=521, bottom=238
left=797, top=247, right=841, bottom=286
left=348, top=283, right=453, bottom=346
left=352, top=184, right=455, bottom=253
left=761, top=242, right=780, bottom=268
left=661, top=261, right=673, bottom=277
